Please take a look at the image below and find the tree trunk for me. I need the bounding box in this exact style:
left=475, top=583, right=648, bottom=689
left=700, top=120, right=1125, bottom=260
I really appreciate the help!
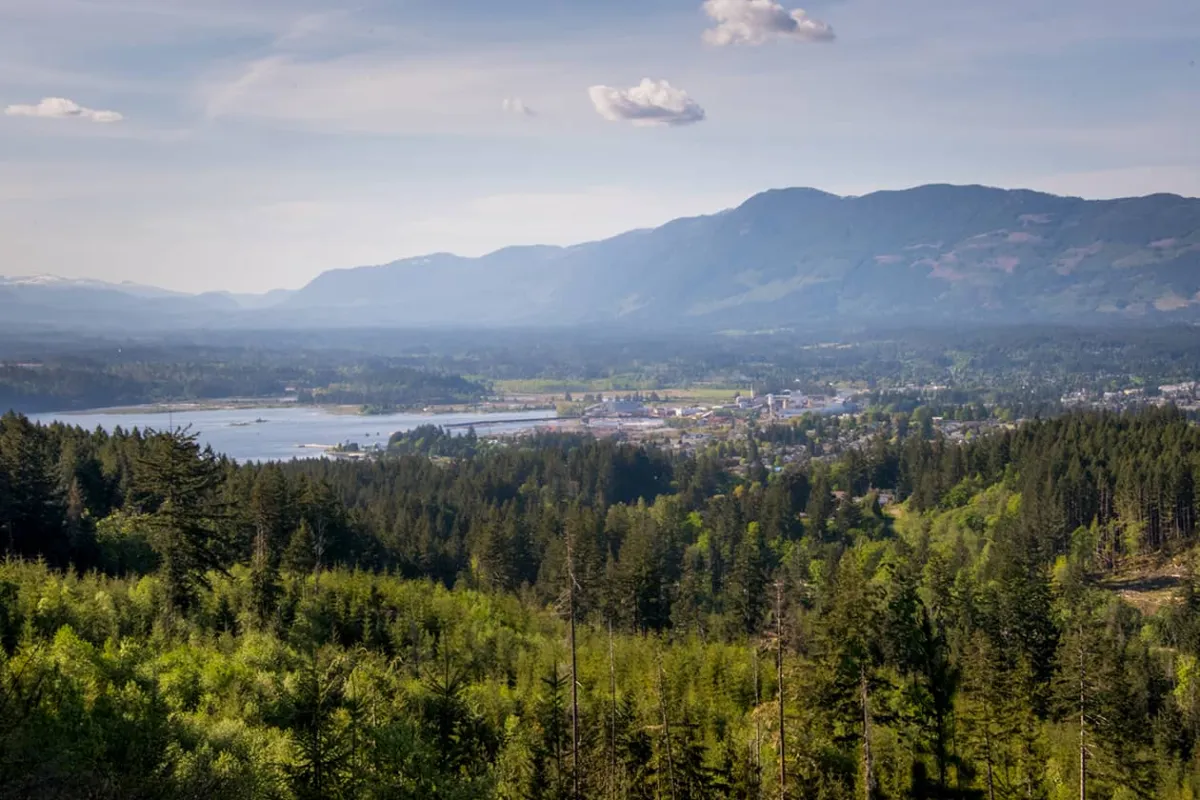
left=609, top=620, right=618, bottom=800
left=983, top=703, right=996, bottom=800
left=753, top=645, right=762, bottom=781
left=1079, top=623, right=1087, bottom=800
left=569, top=534, right=580, bottom=800
left=776, top=582, right=786, bottom=800
left=657, top=655, right=677, bottom=800
left=861, top=665, right=876, bottom=800
left=313, top=519, right=326, bottom=591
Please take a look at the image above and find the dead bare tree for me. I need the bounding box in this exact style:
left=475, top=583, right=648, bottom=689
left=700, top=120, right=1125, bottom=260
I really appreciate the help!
left=775, top=580, right=786, bottom=800
left=566, top=528, right=581, bottom=800
left=656, top=650, right=678, bottom=800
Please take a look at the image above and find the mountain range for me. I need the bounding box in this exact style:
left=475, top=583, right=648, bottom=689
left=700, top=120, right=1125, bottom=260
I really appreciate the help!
left=4, top=184, right=1199, bottom=331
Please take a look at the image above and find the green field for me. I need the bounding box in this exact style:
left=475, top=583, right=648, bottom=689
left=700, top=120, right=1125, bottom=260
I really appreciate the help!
left=492, top=378, right=750, bottom=401
left=665, top=386, right=752, bottom=403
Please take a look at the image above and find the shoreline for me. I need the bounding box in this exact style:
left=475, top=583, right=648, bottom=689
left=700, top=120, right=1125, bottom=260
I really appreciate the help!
left=38, top=398, right=556, bottom=418
left=44, top=398, right=299, bottom=416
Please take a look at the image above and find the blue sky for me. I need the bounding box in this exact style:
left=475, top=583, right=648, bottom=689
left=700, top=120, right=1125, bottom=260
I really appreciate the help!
left=1, top=0, right=1197, bottom=293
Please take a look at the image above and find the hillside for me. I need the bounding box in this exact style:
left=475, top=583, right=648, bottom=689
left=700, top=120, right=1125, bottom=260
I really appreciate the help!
left=280, top=185, right=1200, bottom=328
left=0, top=275, right=242, bottom=330
left=6, top=184, right=1200, bottom=331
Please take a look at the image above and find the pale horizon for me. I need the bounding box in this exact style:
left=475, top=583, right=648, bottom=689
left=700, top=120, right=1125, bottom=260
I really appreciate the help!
left=3, top=0, right=1197, bottom=293
left=5, top=179, right=1200, bottom=296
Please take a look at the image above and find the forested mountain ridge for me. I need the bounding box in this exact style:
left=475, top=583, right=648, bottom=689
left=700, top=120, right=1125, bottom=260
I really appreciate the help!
left=281, top=185, right=1200, bottom=327
left=6, top=185, right=1200, bottom=331
left=4, top=407, right=1200, bottom=797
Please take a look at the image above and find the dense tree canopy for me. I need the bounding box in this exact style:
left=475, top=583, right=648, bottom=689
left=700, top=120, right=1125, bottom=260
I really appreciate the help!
left=2, top=407, right=1200, bottom=798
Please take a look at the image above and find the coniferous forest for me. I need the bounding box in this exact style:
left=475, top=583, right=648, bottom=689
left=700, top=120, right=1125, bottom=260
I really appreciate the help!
left=3, top=408, right=1200, bottom=798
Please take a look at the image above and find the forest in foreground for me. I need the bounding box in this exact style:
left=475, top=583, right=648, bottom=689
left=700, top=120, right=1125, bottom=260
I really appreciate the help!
left=2, top=408, right=1200, bottom=798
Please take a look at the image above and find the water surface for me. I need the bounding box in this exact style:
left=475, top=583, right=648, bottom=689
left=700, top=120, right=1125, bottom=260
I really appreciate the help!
left=28, top=405, right=556, bottom=463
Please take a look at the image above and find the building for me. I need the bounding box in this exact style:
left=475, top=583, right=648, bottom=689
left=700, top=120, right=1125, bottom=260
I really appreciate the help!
left=586, top=399, right=648, bottom=417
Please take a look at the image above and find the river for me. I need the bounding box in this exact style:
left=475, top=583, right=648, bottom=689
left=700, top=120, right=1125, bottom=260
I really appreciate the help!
left=27, top=405, right=558, bottom=463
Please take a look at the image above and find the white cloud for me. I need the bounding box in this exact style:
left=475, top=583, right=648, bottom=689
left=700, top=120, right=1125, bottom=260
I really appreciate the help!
left=702, top=0, right=834, bottom=46
left=502, top=97, right=536, bottom=116
left=588, top=79, right=706, bottom=127
left=4, top=97, right=123, bottom=122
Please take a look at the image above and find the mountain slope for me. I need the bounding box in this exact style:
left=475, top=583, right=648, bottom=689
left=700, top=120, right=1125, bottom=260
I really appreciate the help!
left=0, top=276, right=299, bottom=331
left=280, top=184, right=1200, bottom=328
left=5, top=184, right=1199, bottom=331
left=0, top=276, right=241, bottom=330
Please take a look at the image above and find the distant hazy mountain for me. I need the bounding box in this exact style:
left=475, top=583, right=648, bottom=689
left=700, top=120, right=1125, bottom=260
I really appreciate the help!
left=0, top=275, right=230, bottom=330
left=278, top=184, right=1200, bottom=329
left=0, top=276, right=296, bottom=331
left=0, top=275, right=186, bottom=297
left=224, top=289, right=296, bottom=310
left=5, top=185, right=1200, bottom=331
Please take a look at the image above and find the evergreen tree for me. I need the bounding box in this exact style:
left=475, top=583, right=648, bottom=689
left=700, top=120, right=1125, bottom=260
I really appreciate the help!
left=249, top=523, right=280, bottom=626
left=806, top=467, right=835, bottom=540
left=288, top=648, right=356, bottom=800
left=284, top=519, right=319, bottom=576
left=726, top=522, right=770, bottom=636
left=136, top=429, right=233, bottom=613
left=0, top=413, right=67, bottom=565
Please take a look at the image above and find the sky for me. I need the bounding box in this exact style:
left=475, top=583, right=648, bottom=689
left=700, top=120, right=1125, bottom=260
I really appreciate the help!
left=1, top=0, right=1198, bottom=294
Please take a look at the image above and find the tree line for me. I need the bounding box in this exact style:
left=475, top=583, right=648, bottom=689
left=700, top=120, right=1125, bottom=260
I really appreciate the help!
left=0, top=352, right=487, bottom=413
left=9, top=323, right=1200, bottom=413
